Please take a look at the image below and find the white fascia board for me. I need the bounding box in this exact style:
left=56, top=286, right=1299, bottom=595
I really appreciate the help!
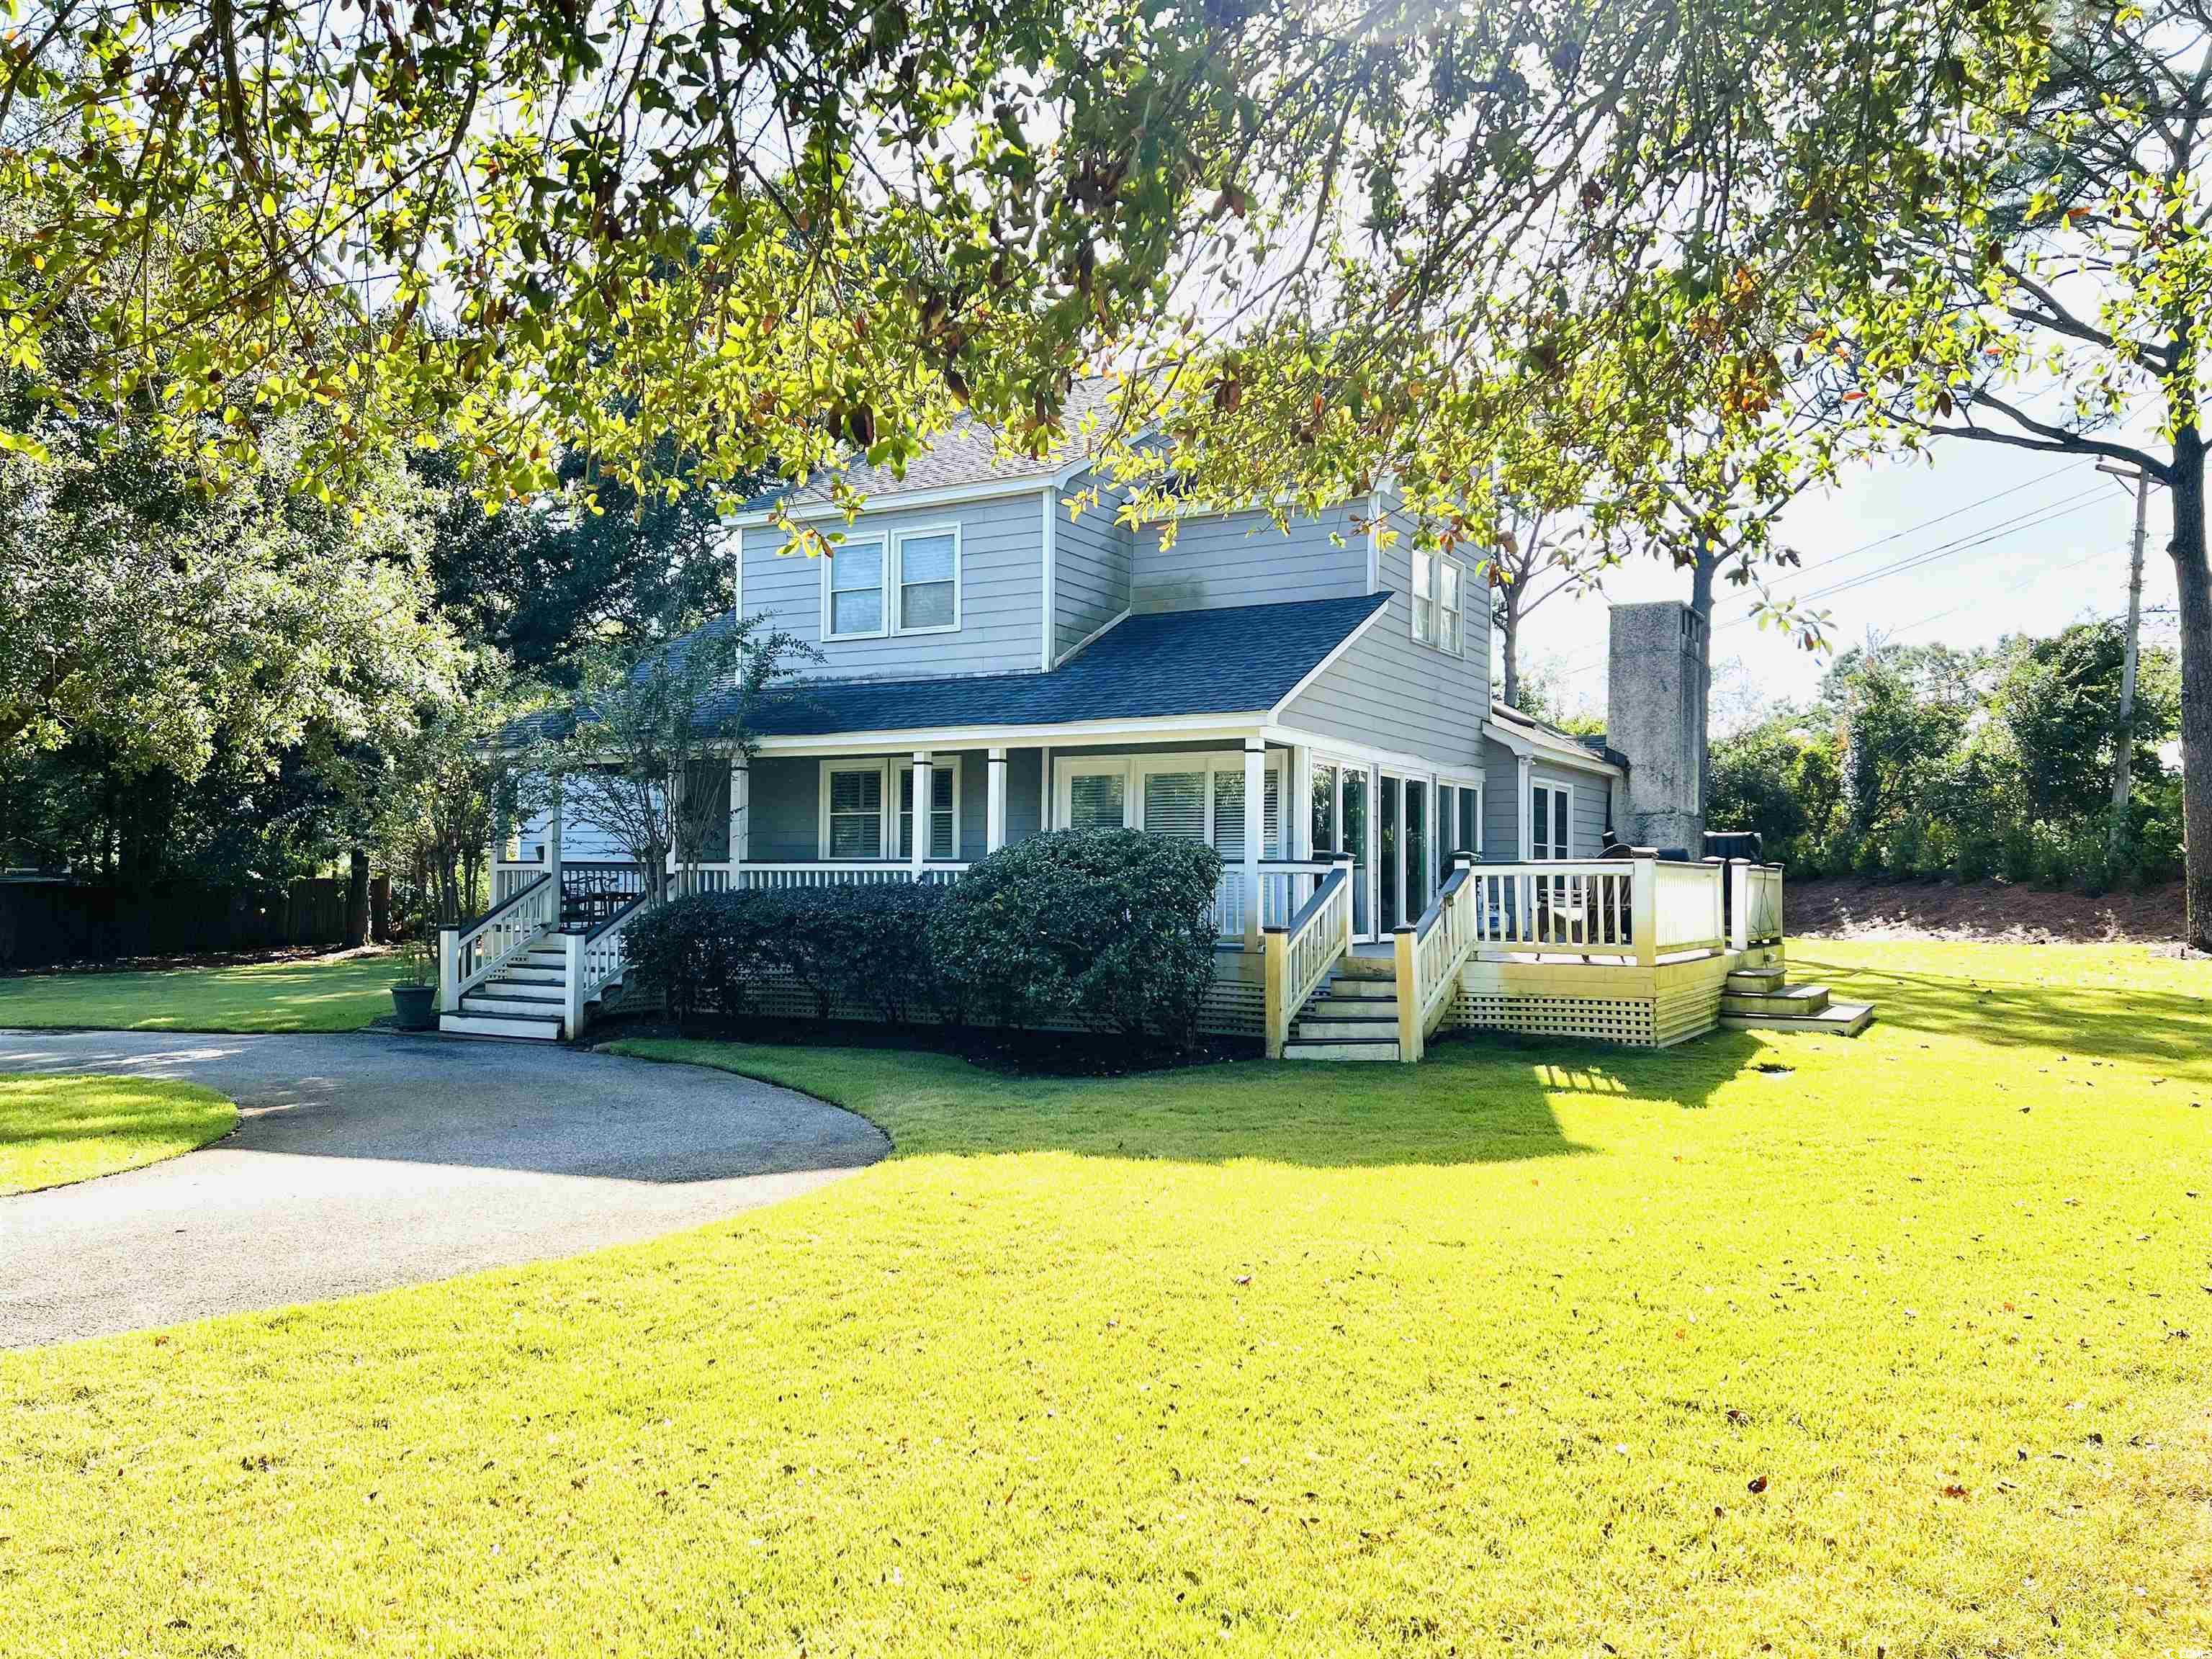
left=752, top=712, right=1269, bottom=758
left=727, top=474, right=1059, bottom=528
left=1266, top=602, right=1391, bottom=719
left=1261, top=721, right=1481, bottom=781
left=1483, top=714, right=1623, bottom=777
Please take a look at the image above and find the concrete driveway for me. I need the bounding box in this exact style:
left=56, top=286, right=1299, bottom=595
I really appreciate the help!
left=0, top=1030, right=888, bottom=1349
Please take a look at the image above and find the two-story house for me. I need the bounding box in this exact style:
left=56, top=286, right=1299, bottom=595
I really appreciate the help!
left=449, top=395, right=1854, bottom=1055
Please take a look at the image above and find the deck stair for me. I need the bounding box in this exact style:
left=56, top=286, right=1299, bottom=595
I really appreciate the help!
left=1280, top=970, right=1403, bottom=1061
left=437, top=931, right=636, bottom=1042
left=1717, top=964, right=1875, bottom=1037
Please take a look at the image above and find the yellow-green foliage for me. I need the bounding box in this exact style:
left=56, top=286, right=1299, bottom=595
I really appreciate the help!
left=1, top=941, right=2206, bottom=1655
left=0, top=950, right=397, bottom=1033
left=0, top=1074, right=236, bottom=1194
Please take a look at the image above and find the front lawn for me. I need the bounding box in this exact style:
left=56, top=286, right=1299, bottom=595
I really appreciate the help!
left=3, top=939, right=2207, bottom=1655
left=0, top=949, right=401, bottom=1033
left=0, top=1074, right=238, bottom=1194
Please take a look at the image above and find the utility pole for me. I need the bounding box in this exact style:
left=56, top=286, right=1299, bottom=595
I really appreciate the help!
left=2097, top=459, right=2157, bottom=861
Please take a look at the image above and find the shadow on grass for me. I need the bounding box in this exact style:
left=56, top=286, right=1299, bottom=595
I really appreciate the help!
left=1794, top=952, right=2212, bottom=1078
left=608, top=1025, right=1776, bottom=1170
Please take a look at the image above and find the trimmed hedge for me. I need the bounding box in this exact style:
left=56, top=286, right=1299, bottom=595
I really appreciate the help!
left=625, top=830, right=1223, bottom=1048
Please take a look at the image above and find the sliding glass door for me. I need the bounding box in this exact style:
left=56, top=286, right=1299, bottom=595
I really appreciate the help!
left=1309, top=758, right=1375, bottom=941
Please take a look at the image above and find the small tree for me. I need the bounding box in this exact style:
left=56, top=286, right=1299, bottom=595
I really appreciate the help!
left=534, top=619, right=807, bottom=904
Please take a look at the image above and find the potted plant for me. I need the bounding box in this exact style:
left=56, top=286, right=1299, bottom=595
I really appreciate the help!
left=390, top=908, right=439, bottom=1030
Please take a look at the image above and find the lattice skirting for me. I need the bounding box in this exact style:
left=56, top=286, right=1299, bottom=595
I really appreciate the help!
left=1447, top=992, right=1658, bottom=1047
left=603, top=963, right=1265, bottom=1040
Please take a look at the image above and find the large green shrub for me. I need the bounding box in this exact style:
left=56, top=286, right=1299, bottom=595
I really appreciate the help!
left=928, top=829, right=1223, bottom=1048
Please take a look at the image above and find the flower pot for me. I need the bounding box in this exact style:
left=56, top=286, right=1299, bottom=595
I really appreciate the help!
left=390, top=983, right=439, bottom=1030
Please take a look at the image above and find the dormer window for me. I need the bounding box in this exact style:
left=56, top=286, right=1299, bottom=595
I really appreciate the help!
left=820, top=524, right=961, bottom=641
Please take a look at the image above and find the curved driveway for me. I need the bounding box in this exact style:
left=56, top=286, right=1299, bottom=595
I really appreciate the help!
left=1, top=1030, right=887, bottom=1349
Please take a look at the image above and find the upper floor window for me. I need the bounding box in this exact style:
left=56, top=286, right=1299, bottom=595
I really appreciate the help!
left=820, top=524, right=961, bottom=642
left=1411, top=550, right=1464, bottom=655
left=825, top=536, right=886, bottom=639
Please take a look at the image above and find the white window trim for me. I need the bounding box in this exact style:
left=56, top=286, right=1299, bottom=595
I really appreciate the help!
left=818, top=759, right=890, bottom=858
left=1410, top=549, right=1466, bottom=655
left=892, top=522, right=963, bottom=637
left=896, top=753, right=965, bottom=861
left=814, top=757, right=966, bottom=860
left=1052, top=750, right=1286, bottom=855
left=1531, top=780, right=1575, bottom=860
left=820, top=534, right=890, bottom=642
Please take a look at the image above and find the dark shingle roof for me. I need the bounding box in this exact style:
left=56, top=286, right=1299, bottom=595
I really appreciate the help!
left=741, top=378, right=1133, bottom=512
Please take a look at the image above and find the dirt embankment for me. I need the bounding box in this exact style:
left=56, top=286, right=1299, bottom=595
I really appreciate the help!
left=1788, top=876, right=2186, bottom=945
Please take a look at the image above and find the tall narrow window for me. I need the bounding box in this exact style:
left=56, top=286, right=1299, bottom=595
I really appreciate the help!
left=1310, top=763, right=1339, bottom=854
left=1411, top=552, right=1434, bottom=643
left=1437, top=558, right=1462, bottom=653
left=1532, top=782, right=1573, bottom=860
left=1412, top=551, right=1464, bottom=652
left=827, top=767, right=884, bottom=858
left=899, top=765, right=958, bottom=860
left=1210, top=767, right=1281, bottom=860
left=1378, top=777, right=1401, bottom=931
left=1405, top=781, right=1429, bottom=919
left=827, top=537, right=885, bottom=638
left=896, top=529, right=958, bottom=631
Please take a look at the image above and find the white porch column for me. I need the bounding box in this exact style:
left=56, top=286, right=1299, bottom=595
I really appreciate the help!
left=911, top=751, right=932, bottom=873
left=986, top=747, right=1008, bottom=853
left=1243, top=736, right=1265, bottom=951
left=1290, top=745, right=1313, bottom=859
left=546, top=776, right=564, bottom=924
left=1516, top=752, right=1533, bottom=861
left=729, top=757, right=750, bottom=868
left=1040, top=745, right=1053, bottom=831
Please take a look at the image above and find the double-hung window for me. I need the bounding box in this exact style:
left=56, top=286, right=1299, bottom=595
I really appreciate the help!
left=821, top=525, right=961, bottom=641
left=825, top=765, right=886, bottom=858
left=1411, top=549, right=1465, bottom=654
left=825, top=536, right=887, bottom=639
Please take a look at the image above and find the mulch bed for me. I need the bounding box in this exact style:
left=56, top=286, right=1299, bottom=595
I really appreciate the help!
left=1787, top=876, right=2186, bottom=946
left=595, top=1011, right=1253, bottom=1076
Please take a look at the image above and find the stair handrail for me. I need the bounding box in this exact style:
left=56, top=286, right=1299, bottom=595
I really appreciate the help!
left=1393, top=854, right=1480, bottom=1061
left=562, top=885, right=657, bottom=1036
left=439, top=871, right=556, bottom=1011
left=1261, top=854, right=1355, bottom=1058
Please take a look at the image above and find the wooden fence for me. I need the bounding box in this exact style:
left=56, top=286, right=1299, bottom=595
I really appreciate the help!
left=0, top=877, right=351, bottom=970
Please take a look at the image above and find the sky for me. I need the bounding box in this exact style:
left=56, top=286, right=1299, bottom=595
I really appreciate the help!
left=1523, top=439, right=2177, bottom=730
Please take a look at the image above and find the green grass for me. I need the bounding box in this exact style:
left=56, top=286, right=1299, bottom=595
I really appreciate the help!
left=3, top=939, right=2208, bottom=1655
left=0, top=1073, right=237, bottom=1194
left=0, top=948, right=402, bottom=1033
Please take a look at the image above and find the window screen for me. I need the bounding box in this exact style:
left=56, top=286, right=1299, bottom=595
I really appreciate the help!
left=898, top=532, right=957, bottom=630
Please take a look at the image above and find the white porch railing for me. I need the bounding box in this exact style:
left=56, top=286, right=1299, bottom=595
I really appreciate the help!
left=1210, top=859, right=1334, bottom=941
left=1729, top=860, right=1785, bottom=950
left=724, top=861, right=971, bottom=889
left=1465, top=857, right=1732, bottom=965
left=1262, top=857, right=1355, bottom=1058
left=565, top=889, right=654, bottom=1032
left=1395, top=853, right=1481, bottom=1061
left=439, top=872, right=557, bottom=1012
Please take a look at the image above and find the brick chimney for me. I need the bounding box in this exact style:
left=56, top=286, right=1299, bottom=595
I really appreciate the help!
left=1606, top=601, right=1707, bottom=853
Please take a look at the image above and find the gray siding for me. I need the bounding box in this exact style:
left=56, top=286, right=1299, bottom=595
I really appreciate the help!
left=1131, top=502, right=1368, bottom=613
left=1280, top=493, right=1491, bottom=769
left=1053, top=485, right=1133, bottom=659
left=1476, top=739, right=1614, bottom=860
left=739, top=491, right=1045, bottom=680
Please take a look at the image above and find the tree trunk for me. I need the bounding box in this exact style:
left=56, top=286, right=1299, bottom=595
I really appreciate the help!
left=1500, top=592, right=1522, bottom=711
left=344, top=846, right=370, bottom=948
left=2168, top=430, right=2212, bottom=953
left=1689, top=540, right=1719, bottom=825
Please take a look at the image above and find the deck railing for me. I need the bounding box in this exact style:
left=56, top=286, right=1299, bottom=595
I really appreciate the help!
left=564, top=888, right=654, bottom=1033
left=1262, top=856, right=1355, bottom=1058
left=1465, top=857, right=1732, bottom=965
left=1210, top=859, right=1336, bottom=940
left=439, top=871, right=557, bottom=1012
left=1395, top=853, right=1480, bottom=1061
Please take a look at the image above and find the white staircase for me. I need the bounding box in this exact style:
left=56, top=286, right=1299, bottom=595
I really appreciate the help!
left=1280, top=958, right=1403, bottom=1062
left=1717, top=961, right=1875, bottom=1036
left=438, top=938, right=573, bottom=1040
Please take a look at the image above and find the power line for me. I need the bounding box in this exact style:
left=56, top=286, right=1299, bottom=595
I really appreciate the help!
left=1759, top=461, right=2095, bottom=590
left=1879, top=544, right=2124, bottom=641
